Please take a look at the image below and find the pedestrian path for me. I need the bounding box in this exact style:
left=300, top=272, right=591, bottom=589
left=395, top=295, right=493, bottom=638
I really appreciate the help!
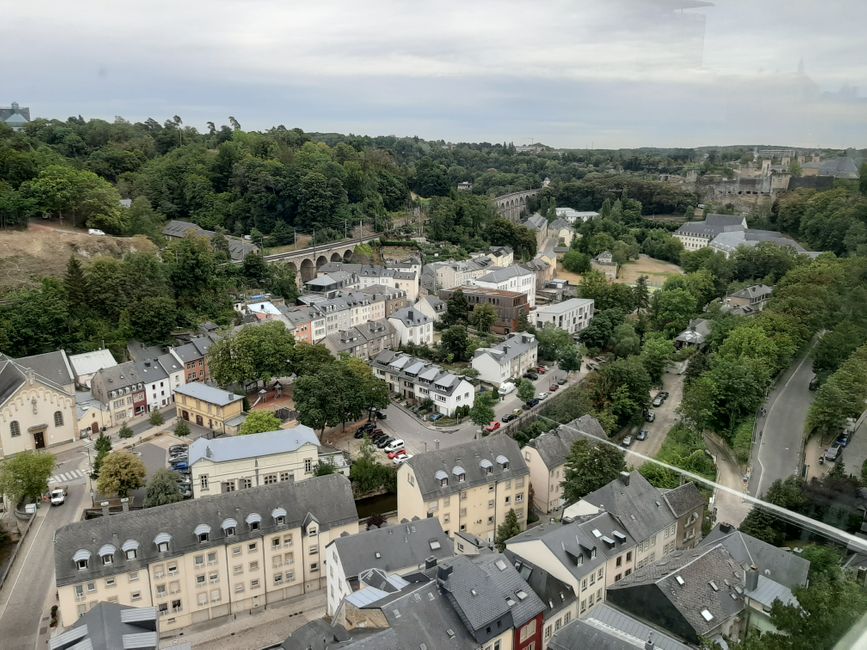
left=48, top=468, right=86, bottom=484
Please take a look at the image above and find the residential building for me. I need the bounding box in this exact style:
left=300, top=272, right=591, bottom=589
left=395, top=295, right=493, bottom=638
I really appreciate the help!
left=358, top=284, right=410, bottom=317
left=325, top=518, right=453, bottom=615
left=162, top=220, right=259, bottom=261
left=440, top=286, right=530, bottom=334
left=49, top=602, right=167, bottom=650
left=170, top=335, right=217, bottom=384
left=533, top=298, right=595, bottom=335
left=15, top=350, right=75, bottom=393
left=234, top=300, right=293, bottom=328
left=674, top=318, right=713, bottom=349
left=1, top=102, right=30, bottom=130
left=75, top=390, right=111, bottom=438
left=90, top=362, right=147, bottom=426
left=372, top=351, right=475, bottom=416
left=323, top=319, right=398, bottom=360
left=282, top=306, right=322, bottom=344
left=137, top=359, right=171, bottom=412
left=388, top=306, right=434, bottom=346
left=0, top=355, right=76, bottom=456
left=157, top=353, right=185, bottom=396
left=315, top=262, right=420, bottom=301
left=663, top=483, right=707, bottom=549
left=521, top=416, right=607, bottom=514
left=722, top=284, right=773, bottom=315
left=454, top=530, right=495, bottom=556
left=486, top=245, right=514, bottom=267
left=522, top=255, right=555, bottom=290
left=471, top=333, right=538, bottom=388
left=174, top=383, right=243, bottom=434
left=548, top=218, right=574, bottom=248
left=188, top=425, right=348, bottom=499
left=555, top=207, right=598, bottom=224
left=413, top=294, right=447, bottom=323
left=708, top=228, right=818, bottom=258
left=303, top=271, right=358, bottom=297
left=673, top=214, right=747, bottom=252
left=298, top=292, right=388, bottom=342
left=421, top=257, right=496, bottom=293
left=54, top=476, right=358, bottom=632
left=127, top=341, right=166, bottom=364
left=68, top=349, right=117, bottom=389
left=548, top=602, right=690, bottom=650
left=397, top=436, right=529, bottom=541
left=524, top=213, right=548, bottom=247
left=590, top=251, right=617, bottom=280
left=509, top=557, right=577, bottom=645
left=472, top=265, right=537, bottom=307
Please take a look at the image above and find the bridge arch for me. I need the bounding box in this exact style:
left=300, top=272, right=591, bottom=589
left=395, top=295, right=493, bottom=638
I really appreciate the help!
left=316, top=255, right=328, bottom=269
left=300, top=258, right=316, bottom=282
left=343, top=249, right=354, bottom=262
left=331, top=252, right=343, bottom=263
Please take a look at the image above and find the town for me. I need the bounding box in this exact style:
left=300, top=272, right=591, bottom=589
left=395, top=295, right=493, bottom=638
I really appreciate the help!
left=1, top=21, right=867, bottom=645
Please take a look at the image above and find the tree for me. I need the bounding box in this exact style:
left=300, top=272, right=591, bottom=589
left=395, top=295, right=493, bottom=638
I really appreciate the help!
left=350, top=440, right=397, bottom=497
left=440, top=325, right=470, bottom=361
left=495, top=509, right=522, bottom=551
left=0, top=451, right=56, bottom=505
left=208, top=321, right=295, bottom=387
left=651, top=287, right=697, bottom=337
left=118, top=422, right=133, bottom=439
left=126, top=295, right=177, bottom=344
left=559, top=345, right=583, bottom=374
left=633, top=275, right=650, bottom=315
left=148, top=410, right=164, bottom=426
left=239, top=410, right=282, bottom=435
left=144, top=468, right=183, bottom=507
left=290, top=343, right=335, bottom=377
left=561, top=439, right=626, bottom=503
left=174, top=419, right=190, bottom=437
left=640, top=333, right=674, bottom=384
left=579, top=308, right=625, bottom=352
left=470, top=392, right=496, bottom=429
left=536, top=325, right=575, bottom=362
left=96, top=451, right=146, bottom=498
left=517, top=379, right=536, bottom=402
left=64, top=255, right=87, bottom=316
left=469, top=303, right=497, bottom=334
left=561, top=250, right=591, bottom=274
left=314, top=460, right=336, bottom=476
left=610, top=323, right=640, bottom=358
left=444, top=289, right=469, bottom=325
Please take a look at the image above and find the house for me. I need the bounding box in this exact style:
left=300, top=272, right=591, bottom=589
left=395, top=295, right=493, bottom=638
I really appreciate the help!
left=708, top=229, right=817, bottom=258
left=521, top=255, right=555, bottom=290
left=533, top=298, right=595, bottom=335
left=421, top=258, right=496, bottom=293
left=127, top=341, right=166, bottom=364
left=170, top=335, right=217, bottom=383
left=509, top=556, right=578, bottom=644
left=722, top=284, right=773, bottom=315
left=325, top=518, right=453, bottom=615
left=524, top=213, right=549, bottom=247
left=548, top=218, right=574, bottom=248
left=674, top=318, right=713, bottom=349
left=282, top=306, right=321, bottom=344
left=590, top=251, right=618, bottom=280
left=67, top=349, right=117, bottom=390
left=358, top=284, right=410, bottom=317
left=323, top=320, right=398, bottom=361
left=471, top=332, right=538, bottom=388
left=303, top=271, right=358, bottom=298
left=521, top=416, right=607, bottom=513
left=173, top=383, right=244, bottom=434
left=371, top=351, right=475, bottom=416
left=555, top=207, right=598, bottom=225
left=388, top=306, right=434, bottom=347
left=157, top=353, right=185, bottom=397
left=0, top=102, right=30, bottom=130
left=54, top=476, right=359, bottom=632
left=301, top=292, right=388, bottom=342
left=413, top=294, right=447, bottom=323
left=189, top=425, right=348, bottom=499
left=75, top=390, right=112, bottom=439
left=547, top=602, right=690, bottom=650
left=673, top=214, right=747, bottom=252
left=440, top=286, right=530, bottom=334
left=314, top=262, right=420, bottom=301
left=90, top=361, right=148, bottom=426
left=162, top=220, right=259, bottom=261
left=137, top=359, right=171, bottom=412
left=486, top=245, right=514, bottom=267
left=397, top=436, right=529, bottom=542
left=48, top=602, right=167, bottom=650
left=457, top=181, right=473, bottom=191
left=15, top=350, right=75, bottom=393
left=0, top=355, right=76, bottom=456
left=234, top=300, right=293, bottom=328
left=472, top=265, right=537, bottom=307
left=662, top=483, right=706, bottom=549
left=454, top=530, right=495, bottom=556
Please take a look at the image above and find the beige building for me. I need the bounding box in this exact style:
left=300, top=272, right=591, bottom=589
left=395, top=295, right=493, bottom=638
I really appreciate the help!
left=174, top=383, right=244, bottom=434
left=188, top=425, right=349, bottom=498
left=0, top=355, right=76, bottom=457
left=54, top=475, right=358, bottom=633
left=397, top=436, right=529, bottom=542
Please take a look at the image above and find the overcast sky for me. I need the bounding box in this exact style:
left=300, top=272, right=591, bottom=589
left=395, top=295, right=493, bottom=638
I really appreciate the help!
left=4, top=1, right=866, bottom=148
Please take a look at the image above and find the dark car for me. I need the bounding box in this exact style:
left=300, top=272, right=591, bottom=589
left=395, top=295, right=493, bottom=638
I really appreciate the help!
left=354, top=429, right=366, bottom=439
left=549, top=383, right=559, bottom=392
left=525, top=398, right=540, bottom=409
left=836, top=434, right=850, bottom=448
left=502, top=413, right=517, bottom=423
left=168, top=444, right=188, bottom=455
left=373, top=410, right=387, bottom=420
left=557, top=378, right=567, bottom=385
left=370, top=431, right=387, bottom=442
left=170, top=461, right=190, bottom=472
left=376, top=437, right=394, bottom=449
left=523, top=371, right=539, bottom=381
left=809, top=375, right=820, bottom=391
left=658, top=391, right=669, bottom=400
left=169, top=454, right=188, bottom=465
left=360, top=422, right=377, bottom=432
left=637, top=430, right=649, bottom=441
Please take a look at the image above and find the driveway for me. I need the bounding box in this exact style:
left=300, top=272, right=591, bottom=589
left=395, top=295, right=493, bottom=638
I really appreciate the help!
left=705, top=433, right=751, bottom=527
left=628, top=370, right=685, bottom=467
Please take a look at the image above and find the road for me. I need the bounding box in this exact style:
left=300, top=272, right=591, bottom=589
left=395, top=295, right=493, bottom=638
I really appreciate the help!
left=750, top=341, right=817, bottom=497
left=628, top=371, right=685, bottom=467
left=705, top=433, right=751, bottom=527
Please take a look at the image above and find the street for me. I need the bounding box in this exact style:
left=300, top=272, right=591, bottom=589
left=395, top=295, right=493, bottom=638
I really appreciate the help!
left=750, top=341, right=817, bottom=497
left=628, top=370, right=685, bottom=467
left=705, top=433, right=751, bottom=527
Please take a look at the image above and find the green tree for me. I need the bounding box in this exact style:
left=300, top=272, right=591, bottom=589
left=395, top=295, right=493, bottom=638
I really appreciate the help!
left=208, top=321, right=296, bottom=387
left=495, top=509, right=522, bottom=551
left=290, top=343, right=335, bottom=377
left=148, top=410, right=165, bottom=426
left=610, top=322, right=640, bottom=358
left=561, top=439, right=626, bottom=503
left=444, top=289, right=469, bottom=325
left=561, top=250, right=591, bottom=274
left=470, top=392, right=496, bottom=429
left=559, top=344, right=583, bottom=374
left=144, top=468, right=183, bottom=507
left=579, top=308, right=625, bottom=352
left=0, top=451, right=56, bottom=505
left=96, top=451, right=146, bottom=498
left=174, top=419, right=190, bottom=437
left=239, top=410, right=282, bottom=435
left=517, top=379, right=536, bottom=402
left=640, top=333, right=674, bottom=384
left=536, top=326, right=575, bottom=362
left=126, top=295, right=177, bottom=344
left=633, top=275, right=650, bottom=315
left=118, top=422, right=133, bottom=439
left=64, top=255, right=87, bottom=316
left=440, top=325, right=470, bottom=361
left=314, top=460, right=336, bottom=476
left=469, top=303, right=497, bottom=333
left=651, top=287, right=697, bottom=337
left=350, top=440, right=398, bottom=497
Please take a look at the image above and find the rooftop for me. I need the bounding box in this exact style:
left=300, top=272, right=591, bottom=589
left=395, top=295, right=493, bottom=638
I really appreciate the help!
left=527, top=416, right=607, bottom=469
left=389, top=306, right=431, bottom=327
left=580, top=472, right=677, bottom=542
left=548, top=602, right=691, bottom=650
left=473, top=332, right=537, bottom=365
left=476, top=265, right=533, bottom=284
left=535, top=298, right=595, bottom=315
left=15, top=350, right=74, bottom=387
left=67, top=349, right=117, bottom=379
left=48, top=602, right=165, bottom=650
left=189, top=425, right=320, bottom=465
left=675, top=214, right=747, bottom=238
left=173, top=382, right=243, bottom=406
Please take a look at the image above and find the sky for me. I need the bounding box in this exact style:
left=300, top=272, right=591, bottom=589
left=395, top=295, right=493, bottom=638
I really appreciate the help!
left=3, top=0, right=866, bottom=149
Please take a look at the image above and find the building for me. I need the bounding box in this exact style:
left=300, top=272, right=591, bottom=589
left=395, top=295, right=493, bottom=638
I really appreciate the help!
left=674, top=318, right=712, bottom=350
left=358, top=284, right=410, bottom=317
left=421, top=257, right=496, bottom=293
left=533, top=298, right=594, bottom=335
left=282, top=306, right=323, bottom=345
left=315, top=262, right=420, bottom=301
left=472, top=265, right=537, bottom=307
left=137, top=359, right=171, bottom=412
left=708, top=228, right=817, bottom=258
left=397, top=436, right=529, bottom=542
left=521, top=416, right=607, bottom=514
left=325, top=518, right=453, bottom=615
left=127, top=342, right=166, bottom=364
left=555, top=207, right=598, bottom=224
left=673, top=214, right=747, bottom=252
left=174, top=383, right=243, bottom=434
left=323, top=320, right=398, bottom=361
left=188, top=425, right=348, bottom=499
left=590, top=251, right=618, bottom=280
left=521, top=255, right=555, bottom=290
left=300, top=292, right=388, bottom=342
left=170, top=335, right=217, bottom=384
left=440, top=286, right=530, bottom=334
left=548, top=218, right=574, bottom=248
left=54, top=476, right=359, bottom=632
left=234, top=300, right=293, bottom=329
left=157, top=353, right=185, bottom=397
left=371, top=351, right=475, bottom=416
left=486, top=246, right=514, bottom=267
left=471, top=333, right=538, bottom=388
left=90, top=362, right=147, bottom=426
left=15, top=350, right=75, bottom=393
left=387, top=306, right=434, bottom=347
left=413, top=294, right=447, bottom=323
left=162, top=220, right=259, bottom=261
left=49, top=602, right=168, bottom=650
left=67, top=349, right=117, bottom=390
left=524, top=213, right=548, bottom=247
left=722, top=284, right=773, bottom=315
left=548, top=602, right=690, bottom=650
left=803, top=157, right=861, bottom=180
left=0, top=102, right=30, bottom=130
left=75, top=391, right=112, bottom=438
left=0, top=355, right=76, bottom=456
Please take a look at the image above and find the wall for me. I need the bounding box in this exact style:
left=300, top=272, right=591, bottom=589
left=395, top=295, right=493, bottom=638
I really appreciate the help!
left=0, top=381, right=76, bottom=457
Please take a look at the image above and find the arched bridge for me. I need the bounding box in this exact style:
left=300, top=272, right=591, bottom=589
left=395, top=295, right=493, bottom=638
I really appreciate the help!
left=494, top=189, right=540, bottom=222
left=263, top=235, right=381, bottom=282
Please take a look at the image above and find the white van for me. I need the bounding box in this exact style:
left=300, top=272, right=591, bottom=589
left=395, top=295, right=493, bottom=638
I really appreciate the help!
left=498, top=382, right=516, bottom=396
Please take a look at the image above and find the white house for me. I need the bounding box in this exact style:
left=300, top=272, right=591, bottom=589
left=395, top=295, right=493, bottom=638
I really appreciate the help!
left=388, top=306, right=434, bottom=347
left=413, top=295, right=446, bottom=323
left=471, top=332, right=538, bottom=387
left=556, top=207, right=599, bottom=224
left=471, top=265, right=537, bottom=307
left=157, top=353, right=185, bottom=396
left=67, top=349, right=117, bottom=389
left=371, top=351, right=475, bottom=416
left=136, top=359, right=171, bottom=412
left=533, top=298, right=595, bottom=335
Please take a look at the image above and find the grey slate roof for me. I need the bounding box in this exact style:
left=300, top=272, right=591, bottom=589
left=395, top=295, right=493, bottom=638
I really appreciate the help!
left=527, top=415, right=606, bottom=469
left=729, top=284, right=773, bottom=301
left=661, top=483, right=706, bottom=518
left=702, top=524, right=809, bottom=590
left=161, top=220, right=258, bottom=261
left=173, top=382, right=242, bottom=406
left=330, top=518, right=452, bottom=580
left=157, top=353, right=183, bottom=377
left=136, top=359, right=168, bottom=383
left=388, top=306, right=430, bottom=327
left=581, top=472, right=676, bottom=542
left=525, top=213, right=548, bottom=231
left=506, top=552, right=575, bottom=619
left=15, top=350, right=74, bottom=387
left=189, top=425, right=320, bottom=465
left=49, top=602, right=162, bottom=650
left=405, top=436, right=528, bottom=501
left=0, top=103, right=31, bottom=123
left=54, top=475, right=357, bottom=587
left=674, top=213, right=746, bottom=238
left=0, top=355, right=69, bottom=407
left=126, top=341, right=166, bottom=363
left=91, top=360, right=145, bottom=393
left=549, top=603, right=691, bottom=650
left=476, top=265, right=533, bottom=284
left=473, top=332, right=537, bottom=365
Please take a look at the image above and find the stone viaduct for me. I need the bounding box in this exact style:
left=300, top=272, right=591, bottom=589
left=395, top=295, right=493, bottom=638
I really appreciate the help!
left=493, top=188, right=540, bottom=222
left=262, top=235, right=381, bottom=282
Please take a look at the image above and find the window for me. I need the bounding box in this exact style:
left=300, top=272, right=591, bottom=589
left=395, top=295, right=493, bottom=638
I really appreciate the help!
left=519, top=619, right=536, bottom=643
left=126, top=548, right=137, bottom=560
left=10, top=421, right=20, bottom=437
left=222, top=481, right=236, bottom=493
left=240, top=478, right=252, bottom=489
left=172, top=599, right=182, bottom=613
left=105, top=577, right=115, bottom=587
left=77, top=559, right=89, bottom=570
left=232, top=546, right=241, bottom=557
left=272, top=538, right=281, bottom=549
left=275, top=515, right=286, bottom=526
left=200, top=475, right=209, bottom=491
left=131, top=591, right=141, bottom=601
left=581, top=598, right=586, bottom=613
left=488, top=499, right=495, bottom=509
left=234, top=583, right=244, bottom=593
left=209, top=572, right=219, bottom=584
left=102, top=554, right=113, bottom=566
left=196, top=574, right=206, bottom=585
left=443, top=513, right=450, bottom=524
left=279, top=471, right=291, bottom=482
left=158, top=542, right=169, bottom=553
left=274, top=573, right=283, bottom=585
left=86, top=582, right=96, bottom=593
left=195, top=555, right=204, bottom=567
left=156, top=584, right=167, bottom=597
left=626, top=551, right=632, bottom=562
left=487, top=515, right=494, bottom=525
left=233, top=564, right=243, bottom=575
left=616, top=556, right=622, bottom=567
left=54, top=411, right=64, bottom=426
left=225, top=526, right=236, bottom=537
left=251, top=579, right=260, bottom=589
left=210, top=589, right=221, bottom=603
left=158, top=603, right=168, bottom=617
left=545, top=625, right=552, bottom=640
left=515, top=493, right=524, bottom=504
left=305, top=458, right=313, bottom=473
left=197, top=592, right=208, bottom=606
left=310, top=563, right=319, bottom=572
left=309, top=546, right=319, bottom=555
left=198, top=531, right=209, bottom=543
left=504, top=495, right=511, bottom=505
left=249, top=561, right=259, bottom=571
left=128, top=571, right=139, bottom=582
left=308, top=527, right=317, bottom=537
left=248, top=542, right=257, bottom=552
left=207, top=552, right=217, bottom=565
left=167, top=563, right=178, bottom=575
left=264, top=474, right=277, bottom=485
left=564, top=612, right=571, bottom=624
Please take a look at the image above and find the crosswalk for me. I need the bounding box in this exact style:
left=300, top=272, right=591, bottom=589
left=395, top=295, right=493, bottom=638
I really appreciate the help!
left=49, top=469, right=87, bottom=484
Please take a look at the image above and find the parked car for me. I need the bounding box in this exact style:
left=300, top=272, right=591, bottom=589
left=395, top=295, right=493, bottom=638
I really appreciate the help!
left=548, top=384, right=559, bottom=392
left=376, top=437, right=394, bottom=449
left=536, top=392, right=549, bottom=401
left=354, top=429, right=366, bottom=439
left=370, top=428, right=383, bottom=436
left=512, top=408, right=524, bottom=416
left=652, top=395, right=665, bottom=407
left=637, top=430, right=648, bottom=441
left=557, top=378, right=567, bottom=385
left=658, top=391, right=670, bottom=400
left=171, top=462, right=190, bottom=472
left=370, top=431, right=387, bottom=441
left=621, top=436, right=633, bottom=447
left=384, top=439, right=405, bottom=453
left=502, top=414, right=517, bottom=423
left=429, top=413, right=444, bottom=422
left=485, top=421, right=501, bottom=433
left=836, top=434, right=850, bottom=448
left=525, top=399, right=540, bottom=409
left=523, top=371, right=539, bottom=380
left=169, top=455, right=188, bottom=466
left=50, top=486, right=68, bottom=506
left=393, top=454, right=412, bottom=465
left=168, top=444, right=188, bottom=455
left=645, top=410, right=656, bottom=423
left=537, top=366, right=548, bottom=374
left=498, top=382, right=517, bottom=396
left=387, top=448, right=407, bottom=459
left=373, top=410, right=387, bottom=420
left=824, top=445, right=842, bottom=462
left=360, top=422, right=377, bottom=432
left=809, top=375, right=820, bottom=391
left=179, top=485, right=193, bottom=499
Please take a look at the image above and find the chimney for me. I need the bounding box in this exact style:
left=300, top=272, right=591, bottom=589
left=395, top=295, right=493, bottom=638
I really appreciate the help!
left=619, top=471, right=631, bottom=486
left=746, top=565, right=759, bottom=591
left=719, top=522, right=733, bottom=534
left=227, top=393, right=234, bottom=402
left=437, top=565, right=454, bottom=582
left=425, top=556, right=438, bottom=570
left=645, top=635, right=655, bottom=650
left=121, top=497, right=130, bottom=512
left=100, top=500, right=110, bottom=517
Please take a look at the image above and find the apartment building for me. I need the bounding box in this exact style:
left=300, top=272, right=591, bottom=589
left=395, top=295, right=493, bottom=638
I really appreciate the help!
left=421, top=257, right=496, bottom=293
left=189, top=425, right=348, bottom=499
left=371, top=351, right=475, bottom=416
left=67, top=349, right=117, bottom=390
left=673, top=214, right=747, bottom=251
left=54, top=476, right=358, bottom=633
left=471, top=332, right=538, bottom=388
left=521, top=416, right=607, bottom=514
left=282, top=306, right=324, bottom=344
left=90, top=361, right=147, bottom=426
left=471, top=265, right=537, bottom=307
left=296, top=292, right=388, bottom=342
left=387, top=306, right=434, bottom=346
left=413, top=294, right=446, bottom=323
left=358, top=284, right=410, bottom=317
left=548, top=603, right=690, bottom=650
left=397, top=436, right=529, bottom=542
left=49, top=602, right=163, bottom=650
left=315, top=262, right=420, bottom=301
left=174, top=383, right=244, bottom=434
left=533, top=298, right=595, bottom=335
left=157, top=353, right=185, bottom=397
left=170, top=335, right=217, bottom=383
left=324, top=518, right=453, bottom=615
left=322, top=319, right=398, bottom=361
left=722, top=284, right=773, bottom=315
left=440, top=286, right=530, bottom=334
left=137, top=359, right=171, bottom=412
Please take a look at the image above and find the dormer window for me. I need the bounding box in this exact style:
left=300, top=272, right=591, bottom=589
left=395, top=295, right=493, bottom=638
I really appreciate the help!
left=222, top=518, right=238, bottom=537
left=122, top=540, right=140, bottom=560
left=272, top=507, right=287, bottom=526
left=480, top=459, right=493, bottom=475
left=154, top=532, right=172, bottom=553
left=195, top=524, right=212, bottom=543
left=452, top=466, right=466, bottom=483
left=435, top=469, right=449, bottom=487
left=246, top=513, right=262, bottom=531
left=308, top=527, right=318, bottom=537
left=496, top=455, right=510, bottom=470
left=73, top=549, right=91, bottom=570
